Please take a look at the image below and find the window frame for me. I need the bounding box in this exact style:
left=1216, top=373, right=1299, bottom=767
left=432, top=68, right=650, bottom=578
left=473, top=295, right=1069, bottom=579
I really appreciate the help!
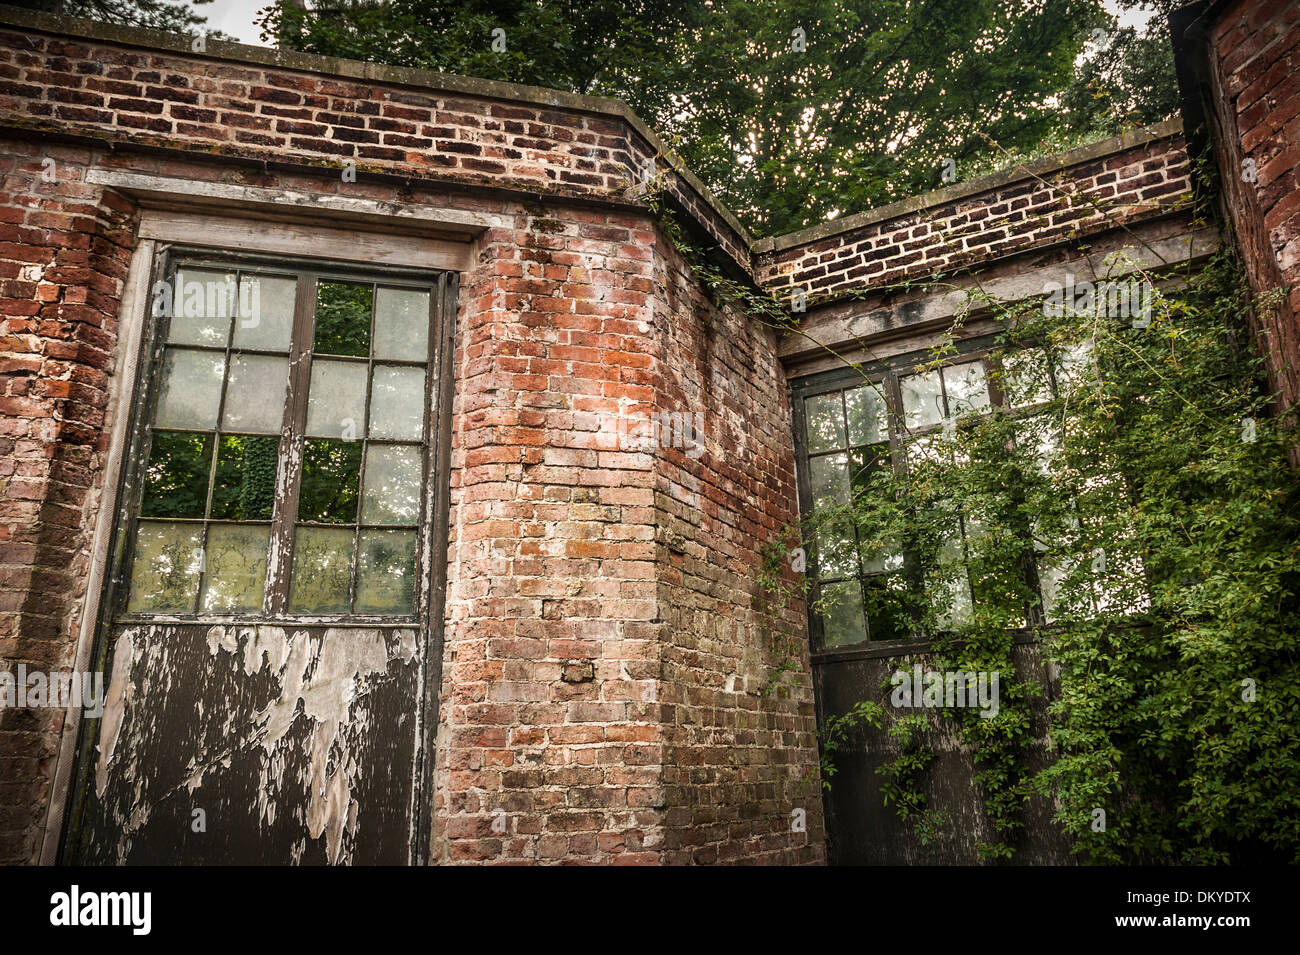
left=792, top=334, right=1065, bottom=655
left=109, top=245, right=456, bottom=625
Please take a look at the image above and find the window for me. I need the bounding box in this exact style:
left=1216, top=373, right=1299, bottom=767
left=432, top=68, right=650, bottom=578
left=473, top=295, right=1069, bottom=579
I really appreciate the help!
left=116, top=252, right=448, bottom=620
left=794, top=341, right=1085, bottom=650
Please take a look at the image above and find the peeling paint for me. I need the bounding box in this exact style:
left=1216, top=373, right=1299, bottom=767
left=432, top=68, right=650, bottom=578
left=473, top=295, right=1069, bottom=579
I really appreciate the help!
left=95, top=631, right=135, bottom=797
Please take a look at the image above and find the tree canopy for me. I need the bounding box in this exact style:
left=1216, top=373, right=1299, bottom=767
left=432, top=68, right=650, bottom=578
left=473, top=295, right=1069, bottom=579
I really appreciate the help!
left=258, top=0, right=1180, bottom=237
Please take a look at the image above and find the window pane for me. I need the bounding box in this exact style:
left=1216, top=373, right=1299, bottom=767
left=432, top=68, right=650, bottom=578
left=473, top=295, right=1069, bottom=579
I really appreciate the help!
left=231, top=274, right=296, bottom=352
left=1002, top=348, right=1053, bottom=408
left=373, top=287, right=430, bottom=361
left=314, top=281, right=372, bottom=357
left=288, top=527, right=354, bottom=613
left=814, top=521, right=858, bottom=579
left=845, top=385, right=887, bottom=446
left=362, top=445, right=422, bottom=525
left=863, top=575, right=912, bottom=641
left=1055, top=340, right=1093, bottom=390
left=900, top=369, right=944, bottom=430
left=201, top=524, right=269, bottom=613
left=298, top=439, right=361, bottom=524
left=167, top=268, right=234, bottom=347
left=355, top=529, right=416, bottom=614
left=942, top=360, right=990, bottom=415
left=140, top=431, right=212, bottom=519
left=126, top=521, right=203, bottom=613
left=369, top=365, right=425, bottom=441
left=222, top=354, right=289, bottom=435
left=861, top=537, right=904, bottom=574
left=804, top=393, right=845, bottom=453
left=210, top=435, right=278, bottom=521
left=305, top=359, right=367, bottom=439
left=848, top=445, right=888, bottom=496
left=809, top=452, right=851, bottom=509
left=155, top=348, right=225, bottom=431
left=819, top=579, right=867, bottom=648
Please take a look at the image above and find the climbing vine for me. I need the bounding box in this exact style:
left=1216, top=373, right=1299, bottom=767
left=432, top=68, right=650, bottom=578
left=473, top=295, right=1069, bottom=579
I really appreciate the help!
left=646, top=155, right=1300, bottom=864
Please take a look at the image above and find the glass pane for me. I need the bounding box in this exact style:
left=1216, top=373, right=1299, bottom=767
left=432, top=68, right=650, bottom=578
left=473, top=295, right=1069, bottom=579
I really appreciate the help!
left=900, top=369, right=944, bottom=430
left=355, top=529, right=416, bottom=614
left=222, top=354, right=289, bottom=434
left=314, top=281, right=372, bottom=357
left=201, top=524, right=269, bottom=613
left=861, top=537, right=904, bottom=574
left=140, top=431, right=212, bottom=519
left=942, top=360, right=990, bottom=415
left=809, top=452, right=851, bottom=510
left=1002, top=347, right=1053, bottom=408
left=288, top=527, right=354, bottom=613
left=863, top=574, right=912, bottom=641
left=905, top=434, right=951, bottom=470
left=819, top=579, right=867, bottom=648
left=362, top=445, right=422, bottom=525
left=166, top=268, right=234, bottom=347
left=933, top=572, right=973, bottom=628
left=231, top=274, right=296, bottom=352
left=814, top=521, right=858, bottom=579
left=155, top=348, right=225, bottom=431
left=298, top=439, right=361, bottom=524
left=844, top=385, right=887, bottom=446
left=211, top=435, right=278, bottom=521
left=848, top=445, right=888, bottom=496
left=126, top=521, right=203, bottom=613
left=1055, top=340, right=1093, bottom=390
left=373, top=287, right=430, bottom=361
left=305, top=359, right=367, bottom=439
left=1015, top=417, right=1061, bottom=475
left=369, top=365, right=425, bottom=440
left=804, top=393, right=845, bottom=453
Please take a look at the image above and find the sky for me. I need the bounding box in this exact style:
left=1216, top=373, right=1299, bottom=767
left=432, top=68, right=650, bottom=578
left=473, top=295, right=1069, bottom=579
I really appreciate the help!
left=200, top=0, right=1157, bottom=50
left=202, top=0, right=274, bottom=45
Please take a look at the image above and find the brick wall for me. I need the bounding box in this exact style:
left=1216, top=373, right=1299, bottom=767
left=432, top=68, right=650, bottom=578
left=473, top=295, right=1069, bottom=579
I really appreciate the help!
left=651, top=224, right=823, bottom=864
left=0, top=13, right=802, bottom=865
left=2, top=1, right=1296, bottom=866
left=756, top=122, right=1192, bottom=307
left=0, top=137, right=136, bottom=863
left=1203, top=0, right=1300, bottom=424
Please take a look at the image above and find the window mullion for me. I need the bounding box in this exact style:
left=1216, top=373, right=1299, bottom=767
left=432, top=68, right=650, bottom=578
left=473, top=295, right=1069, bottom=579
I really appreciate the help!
left=265, top=272, right=316, bottom=615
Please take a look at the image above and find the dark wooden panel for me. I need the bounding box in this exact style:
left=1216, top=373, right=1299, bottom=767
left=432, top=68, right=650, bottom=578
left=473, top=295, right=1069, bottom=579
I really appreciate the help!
left=815, top=643, right=1075, bottom=865
left=71, top=623, right=421, bottom=865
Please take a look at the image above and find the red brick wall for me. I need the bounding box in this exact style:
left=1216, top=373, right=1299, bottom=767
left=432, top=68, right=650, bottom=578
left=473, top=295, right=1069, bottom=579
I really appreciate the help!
left=1205, top=0, right=1300, bottom=424
left=0, top=139, right=136, bottom=864
left=651, top=224, right=823, bottom=864
left=757, top=124, right=1191, bottom=306
left=0, top=17, right=804, bottom=865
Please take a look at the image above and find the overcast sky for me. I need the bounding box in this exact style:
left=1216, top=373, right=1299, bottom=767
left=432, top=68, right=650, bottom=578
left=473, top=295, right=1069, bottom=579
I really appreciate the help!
left=199, top=0, right=1155, bottom=51
left=203, top=0, right=274, bottom=45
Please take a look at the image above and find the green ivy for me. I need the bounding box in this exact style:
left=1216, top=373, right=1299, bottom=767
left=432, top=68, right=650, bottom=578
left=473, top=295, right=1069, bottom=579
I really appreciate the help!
left=650, top=171, right=1300, bottom=863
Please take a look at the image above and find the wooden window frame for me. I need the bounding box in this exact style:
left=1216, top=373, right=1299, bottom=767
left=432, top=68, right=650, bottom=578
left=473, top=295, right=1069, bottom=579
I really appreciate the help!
left=109, top=245, right=456, bottom=625
left=792, top=335, right=1067, bottom=656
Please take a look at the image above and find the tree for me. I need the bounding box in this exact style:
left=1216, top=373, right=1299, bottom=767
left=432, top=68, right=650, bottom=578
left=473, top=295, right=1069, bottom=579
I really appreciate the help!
left=16, top=0, right=230, bottom=37
left=1058, top=0, right=1182, bottom=138
left=260, top=0, right=1114, bottom=237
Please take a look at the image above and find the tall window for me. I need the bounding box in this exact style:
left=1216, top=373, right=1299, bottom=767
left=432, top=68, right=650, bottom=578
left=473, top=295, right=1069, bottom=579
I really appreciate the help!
left=794, top=340, right=1089, bottom=650
left=116, top=252, right=447, bottom=620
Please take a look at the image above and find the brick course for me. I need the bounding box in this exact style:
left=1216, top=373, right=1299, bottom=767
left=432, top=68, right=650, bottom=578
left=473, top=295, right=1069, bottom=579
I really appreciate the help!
left=1204, top=0, right=1300, bottom=430
left=0, top=1, right=1290, bottom=865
